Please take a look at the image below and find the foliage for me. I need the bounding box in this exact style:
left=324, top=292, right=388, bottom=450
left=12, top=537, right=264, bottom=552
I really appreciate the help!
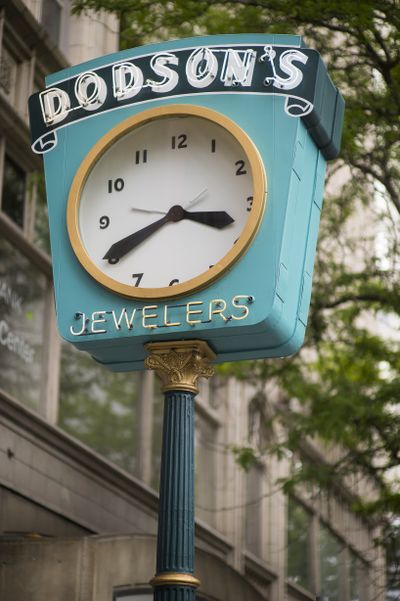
left=71, top=0, right=400, bottom=578
left=71, top=0, right=400, bottom=218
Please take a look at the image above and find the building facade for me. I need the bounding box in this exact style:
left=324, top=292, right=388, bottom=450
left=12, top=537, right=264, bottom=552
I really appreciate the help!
left=0, top=1, right=386, bottom=600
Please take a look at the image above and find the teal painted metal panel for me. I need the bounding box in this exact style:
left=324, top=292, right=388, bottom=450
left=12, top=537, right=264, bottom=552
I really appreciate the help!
left=28, top=34, right=343, bottom=369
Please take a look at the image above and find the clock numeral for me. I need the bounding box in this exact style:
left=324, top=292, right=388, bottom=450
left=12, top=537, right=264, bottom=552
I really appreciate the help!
left=235, top=160, right=247, bottom=176
left=171, top=134, right=187, bottom=149
left=132, top=273, right=144, bottom=287
left=169, top=278, right=179, bottom=286
left=246, top=196, right=253, bottom=212
left=108, top=178, right=125, bottom=193
left=233, top=238, right=239, bottom=245
left=99, top=215, right=110, bottom=229
left=211, top=139, right=216, bottom=153
left=209, top=265, right=214, bottom=269
left=135, top=150, right=148, bottom=164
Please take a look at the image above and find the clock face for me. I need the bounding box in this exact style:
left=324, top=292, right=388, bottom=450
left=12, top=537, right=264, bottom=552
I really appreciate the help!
left=67, top=105, right=266, bottom=299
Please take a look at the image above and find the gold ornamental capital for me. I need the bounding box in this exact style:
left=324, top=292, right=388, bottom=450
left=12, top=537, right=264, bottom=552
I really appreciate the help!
left=144, top=340, right=215, bottom=394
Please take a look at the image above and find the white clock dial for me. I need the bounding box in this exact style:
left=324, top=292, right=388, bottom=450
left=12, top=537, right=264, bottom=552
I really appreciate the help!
left=67, top=105, right=266, bottom=299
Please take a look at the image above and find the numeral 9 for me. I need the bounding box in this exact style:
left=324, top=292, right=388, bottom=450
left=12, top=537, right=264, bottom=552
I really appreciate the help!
left=99, top=216, right=110, bottom=229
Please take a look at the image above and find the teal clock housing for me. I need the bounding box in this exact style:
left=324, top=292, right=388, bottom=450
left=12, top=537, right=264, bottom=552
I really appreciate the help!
left=29, top=34, right=344, bottom=370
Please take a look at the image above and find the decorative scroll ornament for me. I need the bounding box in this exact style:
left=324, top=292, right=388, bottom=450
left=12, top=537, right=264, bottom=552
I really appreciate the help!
left=145, top=340, right=215, bottom=393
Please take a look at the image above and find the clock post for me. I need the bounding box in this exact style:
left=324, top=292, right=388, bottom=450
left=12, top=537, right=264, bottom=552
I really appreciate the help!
left=28, top=31, right=344, bottom=601
left=144, top=340, right=215, bottom=600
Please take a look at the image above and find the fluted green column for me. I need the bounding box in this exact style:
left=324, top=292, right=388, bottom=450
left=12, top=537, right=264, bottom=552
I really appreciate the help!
left=154, top=389, right=196, bottom=600
left=145, top=341, right=215, bottom=601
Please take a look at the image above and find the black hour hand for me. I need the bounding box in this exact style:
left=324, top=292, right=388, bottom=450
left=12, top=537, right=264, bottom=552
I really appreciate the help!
left=182, top=210, right=234, bottom=229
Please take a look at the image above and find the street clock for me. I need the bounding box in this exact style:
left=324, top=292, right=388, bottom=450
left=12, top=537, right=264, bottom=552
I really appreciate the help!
left=28, top=34, right=344, bottom=369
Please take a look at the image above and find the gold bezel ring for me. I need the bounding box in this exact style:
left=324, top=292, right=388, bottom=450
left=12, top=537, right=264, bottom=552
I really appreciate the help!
left=67, top=104, right=267, bottom=300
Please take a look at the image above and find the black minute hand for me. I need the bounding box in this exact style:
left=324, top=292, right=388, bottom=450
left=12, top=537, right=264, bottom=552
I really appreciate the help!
left=103, top=214, right=169, bottom=263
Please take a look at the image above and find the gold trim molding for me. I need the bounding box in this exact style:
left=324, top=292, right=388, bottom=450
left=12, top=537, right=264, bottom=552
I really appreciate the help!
left=144, top=340, right=215, bottom=394
left=150, top=571, right=200, bottom=589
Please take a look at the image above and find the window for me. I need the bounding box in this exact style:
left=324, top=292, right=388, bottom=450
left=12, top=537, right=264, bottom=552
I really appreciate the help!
left=41, top=0, right=63, bottom=45
left=319, top=524, right=342, bottom=601
left=245, top=463, right=264, bottom=556
left=58, top=344, right=171, bottom=489
left=195, top=412, right=217, bottom=527
left=2, top=156, right=26, bottom=228
left=0, top=237, right=49, bottom=410
left=0, top=47, right=17, bottom=100
left=287, top=497, right=313, bottom=590
left=287, top=498, right=369, bottom=601
left=33, top=171, right=51, bottom=254
left=150, top=385, right=163, bottom=490
left=59, top=342, right=142, bottom=476
left=0, top=43, right=32, bottom=117
left=207, top=374, right=224, bottom=410
left=386, top=524, right=400, bottom=600
left=349, top=551, right=366, bottom=601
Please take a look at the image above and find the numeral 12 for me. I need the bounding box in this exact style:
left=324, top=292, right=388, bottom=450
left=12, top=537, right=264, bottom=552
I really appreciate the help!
left=171, top=134, right=187, bottom=149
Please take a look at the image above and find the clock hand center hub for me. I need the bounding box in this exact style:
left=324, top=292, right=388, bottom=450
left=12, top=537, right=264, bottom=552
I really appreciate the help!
left=167, top=205, right=185, bottom=222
